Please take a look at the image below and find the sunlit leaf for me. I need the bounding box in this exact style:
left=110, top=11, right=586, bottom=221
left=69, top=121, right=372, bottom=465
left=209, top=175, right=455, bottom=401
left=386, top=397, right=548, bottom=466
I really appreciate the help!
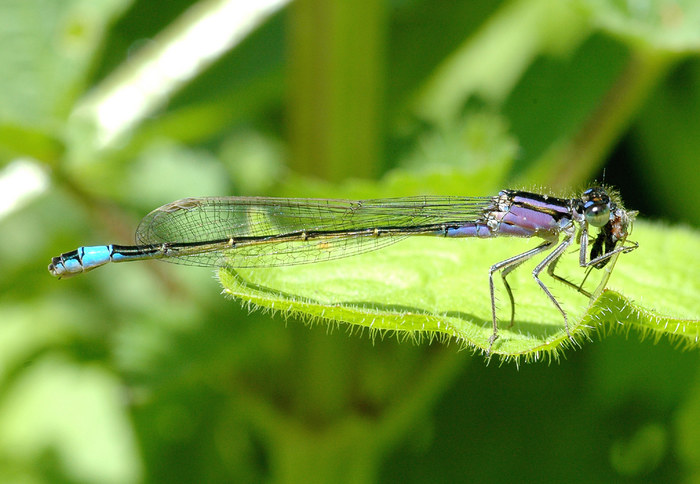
left=220, top=220, right=699, bottom=362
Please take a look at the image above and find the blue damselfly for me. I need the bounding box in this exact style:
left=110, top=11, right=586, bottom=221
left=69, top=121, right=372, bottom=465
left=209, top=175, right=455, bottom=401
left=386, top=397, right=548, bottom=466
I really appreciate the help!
left=49, top=187, right=638, bottom=353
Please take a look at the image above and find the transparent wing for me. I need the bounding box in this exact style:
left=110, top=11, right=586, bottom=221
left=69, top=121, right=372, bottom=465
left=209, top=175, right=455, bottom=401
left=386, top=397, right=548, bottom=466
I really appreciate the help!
left=135, top=196, right=496, bottom=268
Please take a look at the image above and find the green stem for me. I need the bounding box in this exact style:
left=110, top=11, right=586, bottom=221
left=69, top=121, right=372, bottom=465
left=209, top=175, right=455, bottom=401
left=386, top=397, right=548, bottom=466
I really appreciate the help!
left=525, top=48, right=675, bottom=189
left=288, top=0, right=385, bottom=181
left=234, top=344, right=467, bottom=483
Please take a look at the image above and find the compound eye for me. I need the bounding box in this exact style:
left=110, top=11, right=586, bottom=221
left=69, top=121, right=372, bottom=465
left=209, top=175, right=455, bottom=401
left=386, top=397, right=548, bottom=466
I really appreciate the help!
left=585, top=202, right=610, bottom=227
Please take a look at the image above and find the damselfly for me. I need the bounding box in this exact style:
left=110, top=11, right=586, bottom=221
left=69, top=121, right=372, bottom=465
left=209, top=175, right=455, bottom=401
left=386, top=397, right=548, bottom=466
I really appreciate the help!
left=49, top=187, right=638, bottom=353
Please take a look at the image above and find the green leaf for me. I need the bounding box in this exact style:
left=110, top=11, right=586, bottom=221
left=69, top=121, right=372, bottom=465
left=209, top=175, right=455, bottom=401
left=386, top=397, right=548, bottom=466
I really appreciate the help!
left=413, top=0, right=590, bottom=123
left=630, top=60, right=700, bottom=226
left=0, top=0, right=129, bottom=126
left=218, top=220, right=699, bottom=362
left=582, top=0, right=700, bottom=53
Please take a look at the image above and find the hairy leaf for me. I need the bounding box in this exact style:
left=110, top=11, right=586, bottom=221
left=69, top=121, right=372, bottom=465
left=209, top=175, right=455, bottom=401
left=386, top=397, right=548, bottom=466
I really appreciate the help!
left=219, top=220, right=699, bottom=362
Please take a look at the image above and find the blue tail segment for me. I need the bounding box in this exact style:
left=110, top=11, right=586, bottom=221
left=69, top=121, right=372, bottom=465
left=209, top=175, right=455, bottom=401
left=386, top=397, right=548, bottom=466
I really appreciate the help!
left=48, top=245, right=115, bottom=278
left=48, top=245, right=156, bottom=278
left=49, top=243, right=171, bottom=277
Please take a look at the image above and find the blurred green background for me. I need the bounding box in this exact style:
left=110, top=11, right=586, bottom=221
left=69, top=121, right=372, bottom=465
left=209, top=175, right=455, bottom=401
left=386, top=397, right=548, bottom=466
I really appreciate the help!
left=1, top=0, right=700, bottom=482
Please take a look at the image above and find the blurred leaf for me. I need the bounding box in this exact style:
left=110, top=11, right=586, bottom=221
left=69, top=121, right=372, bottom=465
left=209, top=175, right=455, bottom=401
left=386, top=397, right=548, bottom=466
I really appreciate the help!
left=219, top=220, right=699, bottom=361
left=583, top=0, right=700, bottom=52
left=609, top=422, right=667, bottom=477
left=122, top=8, right=287, bottom=151
left=387, top=0, right=503, bottom=113
left=278, top=112, right=516, bottom=199
left=0, top=355, right=141, bottom=483
left=90, top=0, right=193, bottom=81
left=0, top=0, right=130, bottom=125
left=676, top=374, right=700, bottom=479
left=401, top=112, right=518, bottom=172
left=414, top=0, right=590, bottom=123
left=629, top=58, right=700, bottom=226
left=0, top=125, right=63, bottom=166
left=504, top=33, right=630, bottom=183
left=516, top=47, right=671, bottom=189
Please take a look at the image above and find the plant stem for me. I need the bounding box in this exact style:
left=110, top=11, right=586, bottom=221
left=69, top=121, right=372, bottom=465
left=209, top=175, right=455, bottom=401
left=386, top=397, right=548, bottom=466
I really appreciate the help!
left=526, top=48, right=674, bottom=189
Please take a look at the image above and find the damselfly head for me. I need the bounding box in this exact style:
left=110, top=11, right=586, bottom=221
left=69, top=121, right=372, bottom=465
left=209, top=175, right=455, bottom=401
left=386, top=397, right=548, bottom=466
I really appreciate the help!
left=578, top=186, right=635, bottom=233
left=581, top=187, right=612, bottom=228
left=587, top=189, right=637, bottom=269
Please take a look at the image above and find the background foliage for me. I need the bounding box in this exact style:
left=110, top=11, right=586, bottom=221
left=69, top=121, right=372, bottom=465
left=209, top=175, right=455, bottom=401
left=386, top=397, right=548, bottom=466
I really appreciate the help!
left=1, top=0, right=699, bottom=482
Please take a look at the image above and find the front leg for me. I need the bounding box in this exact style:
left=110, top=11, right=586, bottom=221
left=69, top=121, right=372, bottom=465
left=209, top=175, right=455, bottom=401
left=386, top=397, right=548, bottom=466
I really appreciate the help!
left=546, top=253, right=593, bottom=298
left=487, top=241, right=553, bottom=355
left=532, top=230, right=577, bottom=342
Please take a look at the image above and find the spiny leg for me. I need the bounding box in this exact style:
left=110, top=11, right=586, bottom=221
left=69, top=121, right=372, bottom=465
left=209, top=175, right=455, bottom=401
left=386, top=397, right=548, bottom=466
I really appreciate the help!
left=583, top=240, right=639, bottom=268
left=532, top=232, right=576, bottom=341
left=549, top=238, right=638, bottom=299
left=487, top=241, right=553, bottom=355
left=546, top=252, right=593, bottom=298
left=501, top=261, right=526, bottom=327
